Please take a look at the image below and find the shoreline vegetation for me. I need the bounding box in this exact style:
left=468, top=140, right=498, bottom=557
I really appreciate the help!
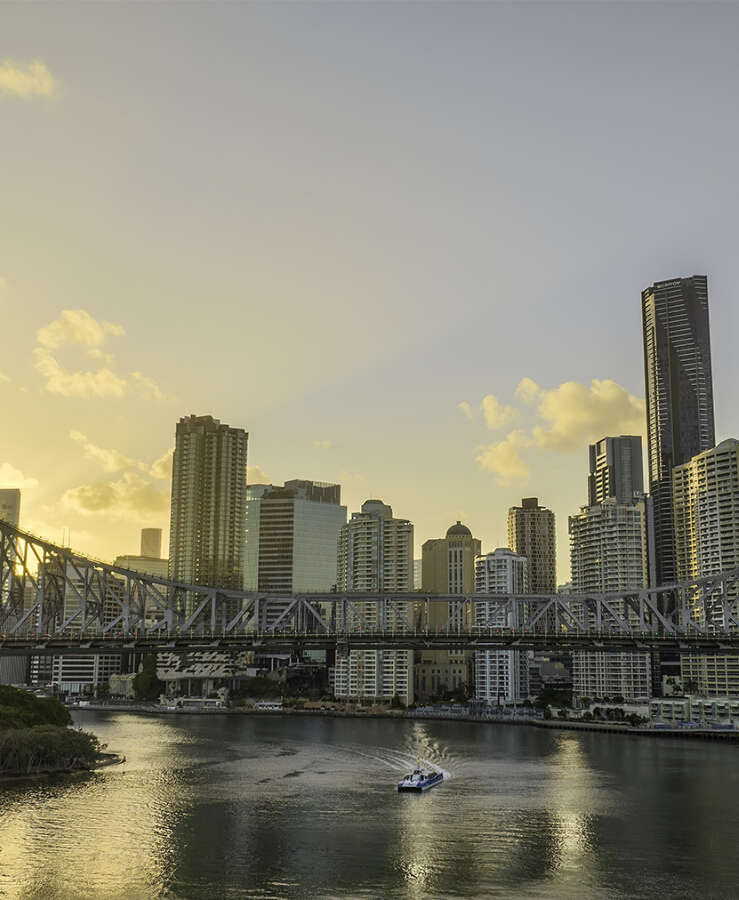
left=0, top=686, right=122, bottom=781
left=70, top=699, right=739, bottom=742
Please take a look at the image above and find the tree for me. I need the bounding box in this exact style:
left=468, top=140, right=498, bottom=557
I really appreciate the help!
left=390, top=693, right=405, bottom=709
left=132, top=656, right=165, bottom=702
left=556, top=709, right=568, bottom=720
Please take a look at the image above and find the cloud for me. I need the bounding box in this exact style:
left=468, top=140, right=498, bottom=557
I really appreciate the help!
left=37, top=309, right=124, bottom=350
left=247, top=466, right=270, bottom=484
left=62, top=472, right=169, bottom=520
left=481, top=394, right=518, bottom=430
left=0, top=276, right=7, bottom=291
left=69, top=430, right=139, bottom=473
left=0, top=370, right=9, bottom=383
left=0, top=59, right=58, bottom=99
left=476, top=430, right=533, bottom=486
left=312, top=440, right=334, bottom=449
left=34, top=346, right=128, bottom=398
left=532, top=379, right=645, bottom=450
left=515, top=377, right=541, bottom=406
left=457, top=401, right=473, bottom=420
left=0, top=463, right=39, bottom=489
left=149, top=448, right=173, bottom=480
left=131, top=371, right=166, bottom=401
left=34, top=309, right=166, bottom=402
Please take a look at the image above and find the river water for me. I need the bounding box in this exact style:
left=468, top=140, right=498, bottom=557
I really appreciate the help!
left=1, top=711, right=738, bottom=899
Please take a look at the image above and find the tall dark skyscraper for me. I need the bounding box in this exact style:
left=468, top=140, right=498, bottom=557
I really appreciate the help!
left=642, top=275, right=715, bottom=585
left=588, top=436, right=644, bottom=507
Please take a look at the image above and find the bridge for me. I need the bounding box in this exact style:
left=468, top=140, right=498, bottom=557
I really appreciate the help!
left=2, top=521, right=739, bottom=656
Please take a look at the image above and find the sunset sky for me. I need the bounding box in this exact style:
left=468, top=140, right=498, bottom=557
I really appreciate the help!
left=2, top=2, right=739, bottom=582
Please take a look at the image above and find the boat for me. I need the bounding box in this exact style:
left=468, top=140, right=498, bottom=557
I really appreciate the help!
left=397, top=768, right=444, bottom=792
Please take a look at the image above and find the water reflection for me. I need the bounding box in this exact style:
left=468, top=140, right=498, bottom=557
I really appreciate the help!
left=2, top=713, right=739, bottom=898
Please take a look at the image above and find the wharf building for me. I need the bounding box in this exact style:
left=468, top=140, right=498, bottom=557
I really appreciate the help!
left=415, top=522, right=480, bottom=701
left=164, top=414, right=248, bottom=693
left=333, top=500, right=414, bottom=706
left=474, top=548, right=529, bottom=704
left=568, top=435, right=652, bottom=703
left=642, top=275, right=715, bottom=587
left=673, top=439, right=739, bottom=697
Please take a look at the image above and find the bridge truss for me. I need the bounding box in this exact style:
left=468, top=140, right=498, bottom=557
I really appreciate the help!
left=1, top=521, right=739, bottom=656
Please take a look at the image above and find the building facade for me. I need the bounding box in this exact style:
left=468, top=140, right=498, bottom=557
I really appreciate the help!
left=642, top=275, right=715, bottom=586
left=0, top=489, right=26, bottom=683
left=507, top=498, right=556, bottom=594
left=569, top=499, right=652, bottom=701
left=415, top=522, right=480, bottom=700
left=474, top=548, right=528, bottom=704
left=673, top=439, right=739, bottom=696
left=333, top=500, right=414, bottom=706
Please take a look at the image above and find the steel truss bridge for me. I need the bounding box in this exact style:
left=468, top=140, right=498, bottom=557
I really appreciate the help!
left=2, top=521, right=739, bottom=657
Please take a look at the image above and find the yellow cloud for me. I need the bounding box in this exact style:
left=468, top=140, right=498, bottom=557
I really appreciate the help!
left=37, top=309, right=124, bottom=350
left=69, top=430, right=139, bottom=473
left=0, top=370, right=9, bottom=384
left=457, top=401, right=473, bottom=420
left=515, top=377, right=541, bottom=405
left=0, top=462, right=38, bottom=489
left=34, top=347, right=127, bottom=398
left=131, top=371, right=166, bottom=401
left=62, top=472, right=169, bottom=520
left=247, top=466, right=270, bottom=484
left=312, top=440, right=334, bottom=449
left=0, top=59, right=57, bottom=99
left=532, top=379, right=645, bottom=450
left=476, top=430, right=533, bottom=485
left=481, top=394, right=518, bottom=430
left=149, top=448, right=174, bottom=480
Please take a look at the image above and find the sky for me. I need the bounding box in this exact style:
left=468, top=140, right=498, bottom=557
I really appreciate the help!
left=1, top=2, right=738, bottom=582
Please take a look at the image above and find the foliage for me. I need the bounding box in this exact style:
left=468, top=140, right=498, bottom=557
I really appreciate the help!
left=534, top=687, right=572, bottom=709
left=0, top=686, right=71, bottom=731
left=0, top=725, right=100, bottom=776
left=132, top=655, right=165, bottom=702
left=390, top=693, right=405, bottom=710
left=232, top=677, right=283, bottom=700
left=556, top=709, right=568, bottom=720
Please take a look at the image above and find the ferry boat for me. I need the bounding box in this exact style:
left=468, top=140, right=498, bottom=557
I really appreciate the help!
left=397, top=768, right=444, bottom=792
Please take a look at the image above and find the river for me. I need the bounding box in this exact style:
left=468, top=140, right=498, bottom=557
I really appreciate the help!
left=1, top=710, right=738, bottom=898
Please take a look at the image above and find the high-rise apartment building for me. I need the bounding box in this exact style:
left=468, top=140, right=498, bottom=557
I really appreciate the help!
left=507, top=498, right=556, bottom=593
left=642, top=275, right=715, bottom=585
left=333, top=500, right=414, bottom=706
left=569, top=499, right=652, bottom=701
left=415, top=522, right=480, bottom=700
left=588, top=436, right=644, bottom=506
left=474, top=549, right=529, bottom=703
left=673, top=439, right=739, bottom=697
left=168, top=414, right=248, bottom=609
left=0, top=489, right=26, bottom=683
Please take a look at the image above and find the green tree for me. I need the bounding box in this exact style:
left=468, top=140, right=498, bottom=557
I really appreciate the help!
left=132, top=656, right=165, bottom=702
left=390, top=693, right=405, bottom=709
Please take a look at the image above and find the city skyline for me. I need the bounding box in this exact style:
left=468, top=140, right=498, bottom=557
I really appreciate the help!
left=2, top=4, right=739, bottom=581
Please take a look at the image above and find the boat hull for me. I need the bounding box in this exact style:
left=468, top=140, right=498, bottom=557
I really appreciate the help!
left=397, top=773, right=444, bottom=792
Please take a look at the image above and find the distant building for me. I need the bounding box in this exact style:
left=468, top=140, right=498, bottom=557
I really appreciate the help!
left=673, top=439, right=739, bottom=697
left=415, top=522, right=480, bottom=700
left=413, top=558, right=422, bottom=591
left=474, top=549, right=528, bottom=703
left=140, top=528, right=163, bottom=559
left=507, top=497, right=556, bottom=593
left=588, top=436, right=644, bottom=506
left=333, top=500, right=414, bottom=706
left=642, top=275, right=715, bottom=585
left=0, top=488, right=20, bottom=527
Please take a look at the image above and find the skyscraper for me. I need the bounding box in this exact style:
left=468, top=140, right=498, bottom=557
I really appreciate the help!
left=0, top=490, right=25, bottom=683
left=333, top=499, right=414, bottom=706
left=0, top=489, right=20, bottom=527
left=588, top=436, right=644, bottom=506
left=507, top=498, right=556, bottom=593
left=415, top=522, right=480, bottom=700
left=243, top=479, right=346, bottom=636
left=673, top=439, right=739, bottom=697
left=474, top=548, right=528, bottom=703
left=168, top=414, right=248, bottom=606
left=140, top=528, right=163, bottom=559
left=642, top=275, right=715, bottom=585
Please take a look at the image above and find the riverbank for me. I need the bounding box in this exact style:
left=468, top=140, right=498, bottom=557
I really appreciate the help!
left=71, top=702, right=739, bottom=742
left=0, top=750, right=126, bottom=783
